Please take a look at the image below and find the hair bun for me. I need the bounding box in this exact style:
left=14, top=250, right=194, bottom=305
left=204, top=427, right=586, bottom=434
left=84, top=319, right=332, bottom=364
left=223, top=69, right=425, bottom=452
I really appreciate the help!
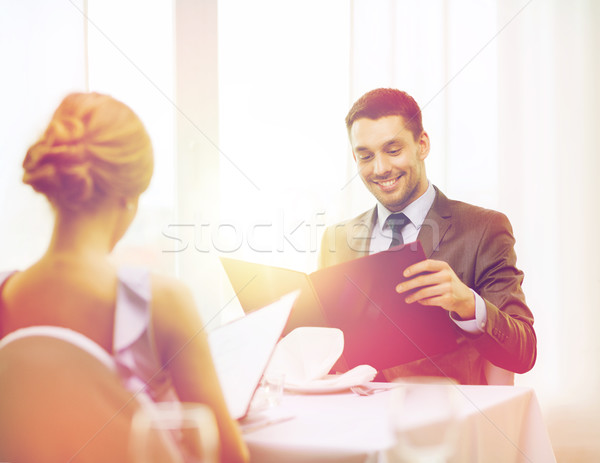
left=47, top=116, right=86, bottom=147
left=23, top=92, right=154, bottom=210
left=23, top=119, right=95, bottom=209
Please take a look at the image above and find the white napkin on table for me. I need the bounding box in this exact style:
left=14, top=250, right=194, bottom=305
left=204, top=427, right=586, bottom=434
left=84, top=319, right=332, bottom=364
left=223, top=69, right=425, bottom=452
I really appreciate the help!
left=265, top=327, right=376, bottom=389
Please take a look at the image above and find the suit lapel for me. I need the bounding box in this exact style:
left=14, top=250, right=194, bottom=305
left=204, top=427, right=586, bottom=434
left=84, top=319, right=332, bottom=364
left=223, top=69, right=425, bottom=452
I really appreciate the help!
left=418, top=187, right=452, bottom=258
left=346, top=207, right=377, bottom=260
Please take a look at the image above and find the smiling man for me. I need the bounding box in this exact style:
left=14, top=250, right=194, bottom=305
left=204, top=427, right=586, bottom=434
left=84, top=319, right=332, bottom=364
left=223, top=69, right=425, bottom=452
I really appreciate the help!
left=318, top=88, right=536, bottom=385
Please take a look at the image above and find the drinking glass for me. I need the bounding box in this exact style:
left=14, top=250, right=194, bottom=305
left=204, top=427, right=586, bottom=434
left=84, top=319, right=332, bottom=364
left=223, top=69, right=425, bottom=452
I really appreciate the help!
left=250, top=372, right=286, bottom=412
left=388, top=377, right=461, bottom=463
left=262, top=372, right=285, bottom=407
left=129, top=402, right=219, bottom=463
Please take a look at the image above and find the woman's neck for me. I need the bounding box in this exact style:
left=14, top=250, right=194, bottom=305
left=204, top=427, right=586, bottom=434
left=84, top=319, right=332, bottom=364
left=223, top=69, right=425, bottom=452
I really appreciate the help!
left=45, top=205, right=120, bottom=261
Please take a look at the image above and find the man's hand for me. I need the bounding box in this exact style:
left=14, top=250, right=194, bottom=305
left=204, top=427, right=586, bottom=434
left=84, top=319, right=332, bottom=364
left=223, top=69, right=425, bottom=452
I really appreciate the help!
left=395, top=259, right=476, bottom=319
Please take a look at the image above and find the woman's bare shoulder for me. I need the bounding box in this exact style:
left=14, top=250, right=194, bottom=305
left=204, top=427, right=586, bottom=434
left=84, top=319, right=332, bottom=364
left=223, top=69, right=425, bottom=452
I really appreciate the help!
left=149, top=274, right=202, bottom=335
left=150, top=273, right=191, bottom=300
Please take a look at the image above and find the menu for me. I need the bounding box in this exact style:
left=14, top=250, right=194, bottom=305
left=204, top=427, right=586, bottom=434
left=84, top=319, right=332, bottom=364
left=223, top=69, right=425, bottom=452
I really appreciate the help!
left=220, top=241, right=459, bottom=373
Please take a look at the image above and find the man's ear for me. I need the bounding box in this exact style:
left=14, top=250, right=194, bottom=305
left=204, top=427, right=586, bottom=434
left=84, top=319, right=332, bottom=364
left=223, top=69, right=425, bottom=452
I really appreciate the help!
left=352, top=150, right=357, bottom=162
left=418, top=131, right=431, bottom=160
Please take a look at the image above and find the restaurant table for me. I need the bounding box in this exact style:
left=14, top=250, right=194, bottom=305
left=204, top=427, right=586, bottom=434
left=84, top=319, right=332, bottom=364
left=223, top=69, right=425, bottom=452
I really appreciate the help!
left=242, top=384, right=556, bottom=463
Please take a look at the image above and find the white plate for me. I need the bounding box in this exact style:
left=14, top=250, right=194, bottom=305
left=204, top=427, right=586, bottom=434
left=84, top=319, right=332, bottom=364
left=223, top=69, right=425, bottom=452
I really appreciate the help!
left=285, top=378, right=359, bottom=394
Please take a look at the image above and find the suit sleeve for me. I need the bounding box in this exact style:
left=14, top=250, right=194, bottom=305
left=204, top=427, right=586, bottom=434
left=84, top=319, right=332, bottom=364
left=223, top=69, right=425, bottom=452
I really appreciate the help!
left=468, top=212, right=537, bottom=373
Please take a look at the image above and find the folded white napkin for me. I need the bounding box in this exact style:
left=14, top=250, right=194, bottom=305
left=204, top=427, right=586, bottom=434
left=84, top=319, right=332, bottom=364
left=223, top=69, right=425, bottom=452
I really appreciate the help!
left=265, top=327, right=376, bottom=389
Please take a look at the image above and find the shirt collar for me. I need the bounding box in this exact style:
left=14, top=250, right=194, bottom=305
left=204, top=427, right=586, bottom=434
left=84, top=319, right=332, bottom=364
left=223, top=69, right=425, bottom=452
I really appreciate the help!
left=375, top=181, right=435, bottom=232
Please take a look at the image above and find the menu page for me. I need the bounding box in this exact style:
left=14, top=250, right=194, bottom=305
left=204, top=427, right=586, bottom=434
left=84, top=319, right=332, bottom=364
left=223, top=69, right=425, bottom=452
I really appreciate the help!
left=207, top=291, right=297, bottom=420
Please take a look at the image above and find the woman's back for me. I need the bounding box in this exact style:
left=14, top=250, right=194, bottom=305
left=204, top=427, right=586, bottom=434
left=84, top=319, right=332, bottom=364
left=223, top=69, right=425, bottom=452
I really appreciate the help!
left=1, top=257, right=178, bottom=402
left=0, top=257, right=118, bottom=352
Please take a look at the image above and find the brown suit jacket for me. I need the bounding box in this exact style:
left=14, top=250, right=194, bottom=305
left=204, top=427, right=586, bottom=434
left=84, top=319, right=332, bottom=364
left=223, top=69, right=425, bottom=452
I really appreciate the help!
left=318, top=186, right=536, bottom=384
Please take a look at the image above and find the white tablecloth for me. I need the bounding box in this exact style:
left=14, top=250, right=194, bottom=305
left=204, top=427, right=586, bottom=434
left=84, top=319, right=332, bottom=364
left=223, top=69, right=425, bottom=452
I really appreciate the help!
left=242, top=385, right=556, bottom=463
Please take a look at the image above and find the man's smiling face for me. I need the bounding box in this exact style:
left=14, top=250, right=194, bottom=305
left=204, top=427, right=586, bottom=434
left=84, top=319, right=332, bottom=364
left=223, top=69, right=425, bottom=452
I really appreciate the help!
left=350, top=115, right=430, bottom=212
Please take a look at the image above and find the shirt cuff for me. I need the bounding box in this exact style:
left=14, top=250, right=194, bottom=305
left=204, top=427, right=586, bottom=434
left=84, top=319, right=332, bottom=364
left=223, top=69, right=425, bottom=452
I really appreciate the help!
left=450, top=290, right=487, bottom=334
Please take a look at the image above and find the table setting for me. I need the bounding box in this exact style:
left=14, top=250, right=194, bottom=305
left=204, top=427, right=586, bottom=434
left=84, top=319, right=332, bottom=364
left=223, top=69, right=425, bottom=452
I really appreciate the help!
left=240, top=327, right=556, bottom=463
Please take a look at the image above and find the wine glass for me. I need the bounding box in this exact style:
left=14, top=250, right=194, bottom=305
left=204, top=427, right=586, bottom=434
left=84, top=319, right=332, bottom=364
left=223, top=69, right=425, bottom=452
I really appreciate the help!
left=388, top=377, right=461, bottom=463
left=129, top=402, right=219, bottom=463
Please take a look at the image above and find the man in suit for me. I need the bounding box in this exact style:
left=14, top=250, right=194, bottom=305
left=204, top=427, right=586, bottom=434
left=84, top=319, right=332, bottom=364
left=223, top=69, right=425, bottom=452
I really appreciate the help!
left=319, top=88, right=536, bottom=384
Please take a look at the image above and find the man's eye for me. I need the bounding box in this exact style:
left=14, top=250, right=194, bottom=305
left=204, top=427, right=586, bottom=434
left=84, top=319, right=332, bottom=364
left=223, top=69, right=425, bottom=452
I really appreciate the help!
left=387, top=148, right=401, bottom=155
left=358, top=153, right=373, bottom=161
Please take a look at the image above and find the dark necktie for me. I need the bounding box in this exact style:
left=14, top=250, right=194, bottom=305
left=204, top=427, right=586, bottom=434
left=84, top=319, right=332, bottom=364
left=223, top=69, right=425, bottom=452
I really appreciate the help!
left=385, top=212, right=408, bottom=249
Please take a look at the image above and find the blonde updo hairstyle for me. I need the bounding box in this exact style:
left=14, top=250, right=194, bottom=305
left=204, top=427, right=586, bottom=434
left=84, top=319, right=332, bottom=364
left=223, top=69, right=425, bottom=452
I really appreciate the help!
left=23, top=92, right=154, bottom=212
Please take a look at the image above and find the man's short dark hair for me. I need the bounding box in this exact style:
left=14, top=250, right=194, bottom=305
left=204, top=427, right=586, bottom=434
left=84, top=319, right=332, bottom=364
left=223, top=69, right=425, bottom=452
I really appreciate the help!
left=345, top=88, right=423, bottom=140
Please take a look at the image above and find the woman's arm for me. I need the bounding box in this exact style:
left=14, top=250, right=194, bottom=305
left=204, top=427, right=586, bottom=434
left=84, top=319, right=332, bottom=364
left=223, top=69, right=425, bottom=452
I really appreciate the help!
left=151, top=275, right=249, bottom=463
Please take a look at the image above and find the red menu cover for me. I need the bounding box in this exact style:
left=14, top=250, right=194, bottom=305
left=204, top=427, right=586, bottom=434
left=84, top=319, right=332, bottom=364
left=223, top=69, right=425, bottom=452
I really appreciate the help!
left=309, top=241, right=459, bottom=372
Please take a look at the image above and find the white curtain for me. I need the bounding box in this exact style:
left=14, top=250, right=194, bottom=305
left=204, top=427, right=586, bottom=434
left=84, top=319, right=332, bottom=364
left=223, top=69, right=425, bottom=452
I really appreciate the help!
left=0, top=0, right=176, bottom=275
left=0, top=0, right=87, bottom=269
left=496, top=1, right=600, bottom=448
left=495, top=2, right=600, bottom=457
left=215, top=0, right=351, bottom=323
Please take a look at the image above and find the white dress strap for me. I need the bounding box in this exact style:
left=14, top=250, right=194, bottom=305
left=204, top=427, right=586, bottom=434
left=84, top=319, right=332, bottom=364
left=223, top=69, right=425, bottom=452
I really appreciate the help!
left=112, top=267, right=177, bottom=402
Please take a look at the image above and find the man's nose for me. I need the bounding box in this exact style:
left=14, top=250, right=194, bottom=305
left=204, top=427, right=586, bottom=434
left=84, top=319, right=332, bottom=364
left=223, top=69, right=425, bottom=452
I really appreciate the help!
left=373, top=153, right=392, bottom=176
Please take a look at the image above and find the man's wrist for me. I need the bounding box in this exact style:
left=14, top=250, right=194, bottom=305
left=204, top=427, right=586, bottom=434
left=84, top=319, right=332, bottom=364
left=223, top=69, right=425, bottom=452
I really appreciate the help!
left=454, top=291, right=477, bottom=320
left=450, top=291, right=486, bottom=334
